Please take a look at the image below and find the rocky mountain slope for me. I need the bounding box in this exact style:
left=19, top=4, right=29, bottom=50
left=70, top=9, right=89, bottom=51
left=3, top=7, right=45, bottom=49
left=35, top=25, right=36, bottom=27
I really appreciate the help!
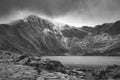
left=0, top=15, right=120, bottom=56
left=61, top=20, right=120, bottom=56
left=0, top=15, right=66, bottom=56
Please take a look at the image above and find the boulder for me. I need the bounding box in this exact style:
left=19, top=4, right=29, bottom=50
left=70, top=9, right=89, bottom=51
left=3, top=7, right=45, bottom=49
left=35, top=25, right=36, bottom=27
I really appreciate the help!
left=15, top=55, right=67, bottom=74
left=29, top=59, right=67, bottom=73
left=0, top=64, right=37, bottom=80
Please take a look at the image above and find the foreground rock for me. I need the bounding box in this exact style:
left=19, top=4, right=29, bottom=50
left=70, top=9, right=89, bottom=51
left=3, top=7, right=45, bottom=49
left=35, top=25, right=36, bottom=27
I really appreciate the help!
left=0, top=63, right=37, bottom=80
left=93, top=65, right=120, bottom=80
left=0, top=54, right=86, bottom=80
left=1, top=53, right=120, bottom=80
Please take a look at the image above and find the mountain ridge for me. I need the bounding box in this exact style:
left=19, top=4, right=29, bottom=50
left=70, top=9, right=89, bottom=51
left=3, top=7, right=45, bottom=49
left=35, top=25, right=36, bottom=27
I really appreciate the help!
left=0, top=15, right=67, bottom=56
left=0, top=15, right=120, bottom=56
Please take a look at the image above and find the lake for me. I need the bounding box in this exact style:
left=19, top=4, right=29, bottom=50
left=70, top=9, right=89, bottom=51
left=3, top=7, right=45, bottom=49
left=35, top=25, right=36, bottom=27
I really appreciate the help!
left=42, top=56, right=120, bottom=66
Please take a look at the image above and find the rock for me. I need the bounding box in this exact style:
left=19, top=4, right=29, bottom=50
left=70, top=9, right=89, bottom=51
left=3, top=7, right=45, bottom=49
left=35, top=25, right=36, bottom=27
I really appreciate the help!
left=14, top=55, right=32, bottom=65
left=0, top=63, right=37, bottom=80
left=15, top=55, right=28, bottom=62
left=38, top=72, right=70, bottom=80
left=0, top=55, right=87, bottom=80
left=37, top=76, right=45, bottom=80
left=41, top=59, right=66, bottom=72
left=18, top=57, right=66, bottom=73
left=9, top=65, right=37, bottom=79
left=14, top=55, right=67, bottom=74
left=0, top=51, right=20, bottom=63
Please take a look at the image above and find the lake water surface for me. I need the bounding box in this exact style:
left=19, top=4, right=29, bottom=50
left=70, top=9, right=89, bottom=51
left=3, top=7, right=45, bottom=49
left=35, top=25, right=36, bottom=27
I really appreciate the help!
left=42, top=56, right=120, bottom=66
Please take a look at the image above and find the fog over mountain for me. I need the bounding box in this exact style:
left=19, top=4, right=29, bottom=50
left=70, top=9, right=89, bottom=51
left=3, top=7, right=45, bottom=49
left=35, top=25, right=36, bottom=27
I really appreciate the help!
left=1, top=0, right=120, bottom=27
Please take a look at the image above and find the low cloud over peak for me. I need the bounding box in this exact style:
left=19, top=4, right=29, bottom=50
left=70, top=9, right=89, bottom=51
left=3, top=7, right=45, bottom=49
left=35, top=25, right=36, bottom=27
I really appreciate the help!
left=0, top=0, right=120, bottom=27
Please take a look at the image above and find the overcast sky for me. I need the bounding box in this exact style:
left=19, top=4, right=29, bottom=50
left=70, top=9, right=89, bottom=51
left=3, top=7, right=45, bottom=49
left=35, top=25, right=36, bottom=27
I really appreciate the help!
left=0, top=0, right=120, bottom=27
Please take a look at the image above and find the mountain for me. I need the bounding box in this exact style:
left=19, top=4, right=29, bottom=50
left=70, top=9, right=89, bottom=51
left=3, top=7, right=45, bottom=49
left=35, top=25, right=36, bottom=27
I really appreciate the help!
left=0, top=15, right=120, bottom=56
left=82, top=20, right=120, bottom=36
left=67, top=21, right=120, bottom=56
left=0, top=15, right=66, bottom=56
left=61, top=25, right=88, bottom=39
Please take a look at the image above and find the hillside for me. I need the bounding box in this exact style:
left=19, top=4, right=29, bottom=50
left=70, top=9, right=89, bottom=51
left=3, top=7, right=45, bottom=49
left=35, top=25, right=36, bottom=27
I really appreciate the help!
left=61, top=21, right=120, bottom=56
left=0, top=15, right=120, bottom=56
left=0, top=15, right=66, bottom=56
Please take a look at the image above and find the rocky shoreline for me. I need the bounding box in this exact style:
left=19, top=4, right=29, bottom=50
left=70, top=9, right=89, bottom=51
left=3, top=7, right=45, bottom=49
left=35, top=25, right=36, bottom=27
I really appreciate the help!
left=0, top=52, right=120, bottom=80
left=0, top=52, right=86, bottom=80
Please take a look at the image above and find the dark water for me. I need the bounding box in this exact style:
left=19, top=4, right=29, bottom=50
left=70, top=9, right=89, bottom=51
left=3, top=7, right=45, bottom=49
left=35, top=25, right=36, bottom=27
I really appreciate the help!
left=42, top=56, right=120, bottom=66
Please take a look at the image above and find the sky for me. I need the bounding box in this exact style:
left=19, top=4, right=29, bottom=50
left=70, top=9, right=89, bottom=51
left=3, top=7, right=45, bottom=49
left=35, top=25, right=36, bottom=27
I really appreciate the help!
left=0, top=0, right=120, bottom=27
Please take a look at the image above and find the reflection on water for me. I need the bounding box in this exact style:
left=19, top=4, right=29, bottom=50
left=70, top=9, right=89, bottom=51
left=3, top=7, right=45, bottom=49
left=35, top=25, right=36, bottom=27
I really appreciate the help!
left=42, top=56, right=120, bottom=65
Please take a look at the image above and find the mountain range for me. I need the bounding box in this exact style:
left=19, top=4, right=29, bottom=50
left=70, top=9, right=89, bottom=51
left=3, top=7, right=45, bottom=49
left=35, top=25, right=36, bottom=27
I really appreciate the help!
left=0, top=15, right=120, bottom=56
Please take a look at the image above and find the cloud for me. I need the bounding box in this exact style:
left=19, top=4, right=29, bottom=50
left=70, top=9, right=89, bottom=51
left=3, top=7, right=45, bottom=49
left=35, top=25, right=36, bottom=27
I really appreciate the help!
left=0, top=0, right=79, bottom=17
left=54, top=0, right=120, bottom=26
left=0, top=0, right=80, bottom=24
left=0, top=0, right=120, bottom=26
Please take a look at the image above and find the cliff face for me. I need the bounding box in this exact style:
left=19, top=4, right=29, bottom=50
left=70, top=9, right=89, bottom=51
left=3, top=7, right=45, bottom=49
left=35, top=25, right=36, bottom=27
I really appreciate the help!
left=65, top=21, right=120, bottom=56
left=0, top=15, right=66, bottom=56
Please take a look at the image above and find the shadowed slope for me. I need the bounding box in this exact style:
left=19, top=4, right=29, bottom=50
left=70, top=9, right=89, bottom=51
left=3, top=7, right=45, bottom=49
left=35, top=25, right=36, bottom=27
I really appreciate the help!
left=0, top=15, right=66, bottom=56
